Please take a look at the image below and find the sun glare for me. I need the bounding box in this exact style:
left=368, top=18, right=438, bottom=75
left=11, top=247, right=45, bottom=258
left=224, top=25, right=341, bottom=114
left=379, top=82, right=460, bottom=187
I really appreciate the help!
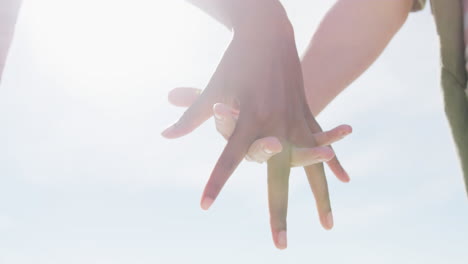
left=22, top=0, right=202, bottom=103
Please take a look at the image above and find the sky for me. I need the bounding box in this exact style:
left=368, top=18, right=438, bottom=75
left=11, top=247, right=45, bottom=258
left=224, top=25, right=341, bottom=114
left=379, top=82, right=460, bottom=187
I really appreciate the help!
left=0, top=0, right=467, bottom=263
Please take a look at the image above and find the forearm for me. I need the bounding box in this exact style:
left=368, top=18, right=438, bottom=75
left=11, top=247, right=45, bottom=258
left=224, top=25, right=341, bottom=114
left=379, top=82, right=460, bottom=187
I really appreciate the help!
left=187, top=0, right=292, bottom=34
left=0, top=0, right=22, bottom=83
left=302, top=0, right=413, bottom=116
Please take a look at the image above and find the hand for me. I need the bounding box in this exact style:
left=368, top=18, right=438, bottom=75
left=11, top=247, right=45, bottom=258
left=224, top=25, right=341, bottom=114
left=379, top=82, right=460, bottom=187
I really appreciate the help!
left=162, top=20, right=347, bottom=250
left=168, top=87, right=352, bottom=168
left=167, top=86, right=352, bottom=232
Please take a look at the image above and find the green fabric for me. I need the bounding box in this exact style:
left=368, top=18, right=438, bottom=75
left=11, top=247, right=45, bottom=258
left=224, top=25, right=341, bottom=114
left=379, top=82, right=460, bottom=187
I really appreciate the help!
left=412, top=0, right=426, bottom=12
left=431, top=0, right=468, bottom=194
left=409, top=0, right=468, bottom=194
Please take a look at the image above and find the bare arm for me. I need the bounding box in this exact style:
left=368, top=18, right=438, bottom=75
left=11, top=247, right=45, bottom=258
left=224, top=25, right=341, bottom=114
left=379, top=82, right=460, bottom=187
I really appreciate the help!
left=166, top=0, right=353, bottom=250
left=302, top=0, right=413, bottom=116
left=166, top=0, right=416, bottom=249
left=0, top=0, right=22, bottom=83
left=187, top=0, right=291, bottom=32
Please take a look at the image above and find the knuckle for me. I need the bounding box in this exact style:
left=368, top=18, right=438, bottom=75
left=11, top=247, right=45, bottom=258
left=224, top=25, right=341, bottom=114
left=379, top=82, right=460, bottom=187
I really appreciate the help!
left=245, top=101, right=277, bottom=126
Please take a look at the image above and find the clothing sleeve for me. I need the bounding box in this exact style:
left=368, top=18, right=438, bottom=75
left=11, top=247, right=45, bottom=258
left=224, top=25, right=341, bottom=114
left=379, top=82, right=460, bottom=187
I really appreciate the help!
left=412, top=0, right=426, bottom=12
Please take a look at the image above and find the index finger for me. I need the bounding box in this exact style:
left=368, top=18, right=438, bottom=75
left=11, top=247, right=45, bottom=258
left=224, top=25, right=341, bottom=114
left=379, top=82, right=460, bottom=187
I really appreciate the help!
left=200, top=118, right=255, bottom=210
left=162, top=89, right=214, bottom=139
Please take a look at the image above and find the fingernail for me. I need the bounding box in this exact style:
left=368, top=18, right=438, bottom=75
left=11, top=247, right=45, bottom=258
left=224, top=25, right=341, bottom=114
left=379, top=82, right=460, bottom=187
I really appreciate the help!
left=340, top=130, right=351, bottom=138
left=277, top=231, right=287, bottom=250
left=341, top=171, right=351, bottom=183
left=326, top=212, right=334, bottom=230
left=201, top=197, right=214, bottom=211
left=263, top=147, right=273, bottom=155
left=344, top=174, right=351, bottom=183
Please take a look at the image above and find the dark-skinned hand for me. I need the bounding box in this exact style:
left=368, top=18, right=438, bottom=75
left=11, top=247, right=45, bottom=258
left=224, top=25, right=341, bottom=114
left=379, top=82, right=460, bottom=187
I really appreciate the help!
left=162, top=16, right=351, bottom=250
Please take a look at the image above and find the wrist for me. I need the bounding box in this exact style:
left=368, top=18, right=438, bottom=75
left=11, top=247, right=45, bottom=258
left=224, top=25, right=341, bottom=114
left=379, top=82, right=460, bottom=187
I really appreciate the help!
left=230, top=0, right=294, bottom=40
left=234, top=18, right=294, bottom=43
